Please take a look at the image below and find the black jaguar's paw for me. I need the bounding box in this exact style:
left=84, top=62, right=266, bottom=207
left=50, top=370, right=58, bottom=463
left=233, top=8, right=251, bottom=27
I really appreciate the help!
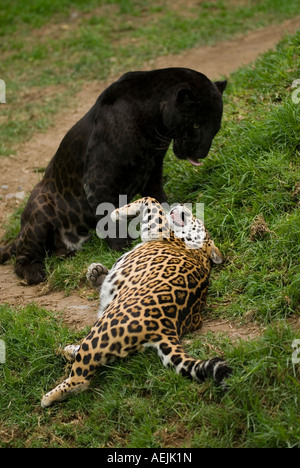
left=87, top=263, right=109, bottom=289
left=15, top=261, right=47, bottom=285
left=106, top=237, right=133, bottom=251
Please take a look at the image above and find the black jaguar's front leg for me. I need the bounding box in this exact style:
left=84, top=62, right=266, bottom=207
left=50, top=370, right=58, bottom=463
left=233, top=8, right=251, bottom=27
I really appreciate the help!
left=83, top=141, right=135, bottom=251
left=141, top=154, right=168, bottom=204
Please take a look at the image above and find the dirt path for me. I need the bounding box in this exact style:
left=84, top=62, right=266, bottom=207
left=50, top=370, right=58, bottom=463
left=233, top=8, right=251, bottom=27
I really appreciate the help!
left=1, top=17, right=300, bottom=335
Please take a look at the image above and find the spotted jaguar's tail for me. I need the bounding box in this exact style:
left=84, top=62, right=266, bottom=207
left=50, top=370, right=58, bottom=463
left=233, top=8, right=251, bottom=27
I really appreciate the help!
left=0, top=241, right=17, bottom=264
left=190, top=356, right=232, bottom=388
left=151, top=339, right=232, bottom=389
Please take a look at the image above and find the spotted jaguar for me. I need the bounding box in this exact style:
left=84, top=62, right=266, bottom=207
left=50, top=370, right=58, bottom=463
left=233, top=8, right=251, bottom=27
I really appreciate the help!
left=41, top=197, right=231, bottom=407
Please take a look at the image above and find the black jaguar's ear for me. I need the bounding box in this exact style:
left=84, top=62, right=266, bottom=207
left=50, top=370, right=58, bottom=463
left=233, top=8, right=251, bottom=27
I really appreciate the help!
left=215, top=80, right=227, bottom=94
left=176, top=86, right=196, bottom=104
left=161, top=85, right=196, bottom=129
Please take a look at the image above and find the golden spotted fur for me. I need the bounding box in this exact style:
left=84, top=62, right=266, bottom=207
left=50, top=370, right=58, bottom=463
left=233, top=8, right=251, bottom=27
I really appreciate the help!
left=41, top=197, right=231, bottom=407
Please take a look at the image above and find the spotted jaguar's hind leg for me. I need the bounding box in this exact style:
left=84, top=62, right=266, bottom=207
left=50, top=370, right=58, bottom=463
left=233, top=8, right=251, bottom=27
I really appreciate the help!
left=41, top=344, right=103, bottom=408
left=41, top=319, right=140, bottom=407
left=148, top=337, right=232, bottom=388
left=41, top=375, right=91, bottom=407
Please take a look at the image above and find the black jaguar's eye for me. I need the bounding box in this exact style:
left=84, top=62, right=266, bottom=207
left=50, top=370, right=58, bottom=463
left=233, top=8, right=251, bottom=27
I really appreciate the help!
left=193, top=123, right=199, bottom=129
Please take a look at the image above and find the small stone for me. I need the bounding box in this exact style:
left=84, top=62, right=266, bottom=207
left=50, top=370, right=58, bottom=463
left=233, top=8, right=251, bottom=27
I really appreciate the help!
left=5, top=191, right=26, bottom=200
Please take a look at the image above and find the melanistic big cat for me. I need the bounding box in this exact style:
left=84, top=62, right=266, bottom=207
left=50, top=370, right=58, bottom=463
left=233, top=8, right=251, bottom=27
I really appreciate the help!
left=0, top=68, right=226, bottom=284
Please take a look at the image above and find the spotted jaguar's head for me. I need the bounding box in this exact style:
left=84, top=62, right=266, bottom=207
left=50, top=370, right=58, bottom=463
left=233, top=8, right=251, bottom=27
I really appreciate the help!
left=168, top=204, right=223, bottom=263
left=162, top=74, right=227, bottom=166
left=111, top=197, right=223, bottom=263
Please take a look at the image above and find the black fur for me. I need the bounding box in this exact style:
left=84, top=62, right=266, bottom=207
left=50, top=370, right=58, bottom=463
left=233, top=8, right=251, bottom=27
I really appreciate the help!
left=0, top=68, right=226, bottom=284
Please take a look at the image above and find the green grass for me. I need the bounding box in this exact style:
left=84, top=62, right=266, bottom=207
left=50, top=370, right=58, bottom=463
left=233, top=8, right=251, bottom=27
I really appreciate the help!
left=1, top=0, right=300, bottom=449
left=0, top=304, right=299, bottom=448
left=44, top=30, right=300, bottom=325
left=162, top=30, right=300, bottom=324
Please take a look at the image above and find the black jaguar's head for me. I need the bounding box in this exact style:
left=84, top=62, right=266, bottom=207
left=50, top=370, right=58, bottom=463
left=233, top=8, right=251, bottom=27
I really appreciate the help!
left=162, top=77, right=227, bottom=166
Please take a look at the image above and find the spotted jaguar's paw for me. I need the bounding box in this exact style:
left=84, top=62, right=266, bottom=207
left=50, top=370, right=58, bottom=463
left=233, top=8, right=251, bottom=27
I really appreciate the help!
left=86, top=263, right=109, bottom=289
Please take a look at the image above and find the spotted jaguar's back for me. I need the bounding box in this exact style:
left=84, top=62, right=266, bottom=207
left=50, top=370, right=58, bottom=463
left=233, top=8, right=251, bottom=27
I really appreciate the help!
left=41, top=197, right=231, bottom=407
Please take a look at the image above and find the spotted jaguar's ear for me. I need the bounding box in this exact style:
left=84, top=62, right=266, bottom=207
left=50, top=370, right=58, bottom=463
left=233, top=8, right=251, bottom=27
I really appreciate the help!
left=214, top=80, right=227, bottom=94
left=209, top=241, right=223, bottom=264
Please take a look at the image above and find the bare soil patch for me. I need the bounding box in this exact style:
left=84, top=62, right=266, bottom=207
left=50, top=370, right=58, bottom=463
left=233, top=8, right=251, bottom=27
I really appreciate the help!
left=1, top=17, right=300, bottom=335
left=153, top=17, right=300, bottom=77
